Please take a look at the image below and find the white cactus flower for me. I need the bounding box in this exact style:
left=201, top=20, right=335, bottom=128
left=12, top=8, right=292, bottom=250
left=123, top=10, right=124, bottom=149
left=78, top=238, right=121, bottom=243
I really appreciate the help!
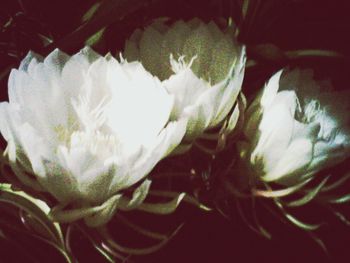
left=124, top=18, right=246, bottom=146
left=0, top=47, right=187, bottom=226
left=240, top=69, right=350, bottom=186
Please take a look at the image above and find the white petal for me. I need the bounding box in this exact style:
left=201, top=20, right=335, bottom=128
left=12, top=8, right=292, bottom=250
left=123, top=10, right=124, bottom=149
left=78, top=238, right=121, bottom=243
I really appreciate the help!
left=264, top=138, right=314, bottom=183
left=19, top=51, right=43, bottom=71
left=0, top=102, right=16, bottom=142
left=9, top=56, right=71, bottom=142
left=118, top=117, right=187, bottom=189
left=184, top=104, right=212, bottom=141
left=43, top=49, right=69, bottom=79
left=163, top=66, right=209, bottom=120
left=252, top=91, right=299, bottom=172
left=15, top=122, right=52, bottom=178
left=260, top=69, right=284, bottom=109
left=105, top=60, right=173, bottom=145
left=61, top=52, right=94, bottom=106
left=8, top=69, right=29, bottom=105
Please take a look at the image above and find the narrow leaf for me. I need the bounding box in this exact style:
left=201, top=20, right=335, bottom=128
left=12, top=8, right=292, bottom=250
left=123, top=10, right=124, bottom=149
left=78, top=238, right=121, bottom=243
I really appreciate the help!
left=0, top=184, right=64, bottom=246
left=148, top=190, right=212, bottom=211
left=254, top=179, right=312, bottom=198
left=82, top=2, right=102, bottom=22
left=328, top=194, right=350, bottom=204
left=274, top=199, right=322, bottom=231
left=137, top=193, right=186, bottom=215
left=286, top=49, right=343, bottom=59
left=285, top=177, right=329, bottom=207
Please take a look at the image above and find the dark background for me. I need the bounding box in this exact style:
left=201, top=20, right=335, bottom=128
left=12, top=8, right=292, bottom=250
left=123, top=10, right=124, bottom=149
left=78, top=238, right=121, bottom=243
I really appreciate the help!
left=1, top=0, right=350, bottom=262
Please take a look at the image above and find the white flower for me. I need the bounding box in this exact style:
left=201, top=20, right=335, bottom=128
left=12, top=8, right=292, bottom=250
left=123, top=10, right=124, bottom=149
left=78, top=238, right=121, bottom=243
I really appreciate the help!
left=0, top=47, right=187, bottom=226
left=124, top=18, right=246, bottom=146
left=240, top=69, right=350, bottom=186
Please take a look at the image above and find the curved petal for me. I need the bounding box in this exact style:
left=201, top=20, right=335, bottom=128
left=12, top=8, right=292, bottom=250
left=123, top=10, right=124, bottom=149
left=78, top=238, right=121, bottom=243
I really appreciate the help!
left=260, top=69, right=283, bottom=109
left=209, top=46, right=246, bottom=127
left=264, top=138, right=314, bottom=183
left=163, top=66, right=209, bottom=120
left=105, top=59, right=174, bottom=145
left=19, top=51, right=43, bottom=71
left=251, top=91, right=299, bottom=172
left=117, top=117, right=187, bottom=190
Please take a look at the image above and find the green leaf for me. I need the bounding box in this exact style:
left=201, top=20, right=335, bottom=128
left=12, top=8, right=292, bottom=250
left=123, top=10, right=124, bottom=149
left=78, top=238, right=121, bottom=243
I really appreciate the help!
left=50, top=194, right=122, bottom=226
left=98, top=223, right=184, bottom=255
left=74, top=224, right=124, bottom=262
left=285, top=49, right=343, bottom=59
left=148, top=190, right=212, bottom=211
left=307, top=232, right=329, bottom=256
left=333, top=210, right=350, bottom=226
left=0, top=184, right=64, bottom=246
left=274, top=199, right=322, bottom=231
left=115, top=214, right=167, bottom=240
left=321, top=172, right=350, bottom=192
left=284, top=213, right=322, bottom=231
left=285, top=177, right=329, bottom=207
left=137, top=193, right=186, bottom=215
left=82, top=2, right=102, bottom=23
left=84, top=28, right=106, bottom=47
left=328, top=194, right=350, bottom=204
left=45, top=0, right=151, bottom=53
left=255, top=179, right=312, bottom=198
left=242, top=0, right=250, bottom=20
left=119, top=179, right=152, bottom=211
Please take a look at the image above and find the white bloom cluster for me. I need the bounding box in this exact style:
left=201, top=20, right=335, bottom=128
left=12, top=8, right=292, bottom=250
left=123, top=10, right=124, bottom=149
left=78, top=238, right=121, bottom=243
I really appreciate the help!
left=1, top=16, right=349, bottom=229
left=0, top=19, right=245, bottom=226
left=240, top=69, right=350, bottom=186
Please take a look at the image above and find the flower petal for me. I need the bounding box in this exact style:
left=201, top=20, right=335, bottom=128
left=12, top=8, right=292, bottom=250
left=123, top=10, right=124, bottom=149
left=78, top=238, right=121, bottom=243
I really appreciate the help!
left=119, top=117, right=187, bottom=189
left=260, top=69, right=283, bottom=109
left=264, top=138, right=314, bottom=183
left=105, top=59, right=174, bottom=146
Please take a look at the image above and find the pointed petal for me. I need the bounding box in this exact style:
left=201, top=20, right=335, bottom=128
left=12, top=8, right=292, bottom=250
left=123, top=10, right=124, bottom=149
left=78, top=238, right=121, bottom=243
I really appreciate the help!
left=261, top=69, right=284, bottom=109
left=19, top=51, right=43, bottom=71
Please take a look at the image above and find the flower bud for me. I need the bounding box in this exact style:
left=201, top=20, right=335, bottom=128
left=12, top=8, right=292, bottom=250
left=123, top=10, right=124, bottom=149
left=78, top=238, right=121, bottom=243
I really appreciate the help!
left=239, top=69, right=350, bottom=186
